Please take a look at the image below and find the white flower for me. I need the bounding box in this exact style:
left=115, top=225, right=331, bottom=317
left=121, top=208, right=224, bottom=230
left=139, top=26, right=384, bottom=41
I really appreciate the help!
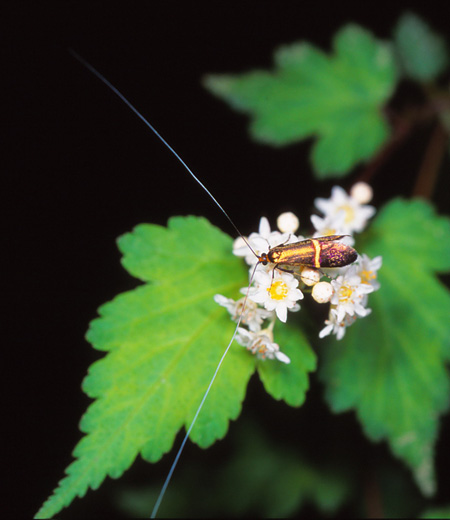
left=330, top=265, right=374, bottom=322
left=311, top=212, right=355, bottom=247
left=213, top=294, right=273, bottom=332
left=314, top=186, right=376, bottom=234
left=354, top=254, right=382, bottom=291
left=233, top=216, right=300, bottom=266
left=236, top=327, right=290, bottom=363
left=311, top=211, right=346, bottom=236
left=319, top=308, right=358, bottom=340
left=248, top=269, right=303, bottom=323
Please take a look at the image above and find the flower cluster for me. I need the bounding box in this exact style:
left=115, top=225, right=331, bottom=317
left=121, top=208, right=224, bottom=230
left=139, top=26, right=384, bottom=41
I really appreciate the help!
left=215, top=182, right=382, bottom=363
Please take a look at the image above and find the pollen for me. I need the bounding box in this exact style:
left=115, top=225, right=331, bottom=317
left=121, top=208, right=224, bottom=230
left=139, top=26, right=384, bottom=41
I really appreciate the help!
left=268, top=280, right=289, bottom=301
left=338, top=284, right=354, bottom=303
left=360, top=269, right=376, bottom=284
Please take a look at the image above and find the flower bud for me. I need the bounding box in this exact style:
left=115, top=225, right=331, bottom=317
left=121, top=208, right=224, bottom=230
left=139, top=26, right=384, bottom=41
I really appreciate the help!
left=277, top=212, right=299, bottom=233
left=350, top=182, right=373, bottom=204
left=301, top=267, right=321, bottom=287
left=312, top=281, right=333, bottom=303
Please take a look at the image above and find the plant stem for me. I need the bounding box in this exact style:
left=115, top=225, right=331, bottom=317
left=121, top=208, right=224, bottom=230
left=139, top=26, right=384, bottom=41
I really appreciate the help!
left=355, top=111, right=413, bottom=186
left=412, top=122, right=448, bottom=199
left=364, top=471, right=384, bottom=519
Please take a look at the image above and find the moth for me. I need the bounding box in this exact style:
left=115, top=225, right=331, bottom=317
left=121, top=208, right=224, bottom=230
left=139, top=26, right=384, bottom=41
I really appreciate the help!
left=259, top=234, right=357, bottom=271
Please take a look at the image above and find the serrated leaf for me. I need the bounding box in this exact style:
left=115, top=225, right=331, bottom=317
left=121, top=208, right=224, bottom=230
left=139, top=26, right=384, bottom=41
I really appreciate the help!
left=36, top=216, right=316, bottom=518
left=204, top=24, right=398, bottom=178
left=320, top=199, right=450, bottom=496
left=394, top=12, right=448, bottom=82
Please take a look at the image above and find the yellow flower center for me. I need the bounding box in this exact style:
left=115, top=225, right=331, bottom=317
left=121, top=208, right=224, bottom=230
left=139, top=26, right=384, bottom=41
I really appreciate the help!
left=268, top=280, right=289, bottom=301
left=360, top=269, right=376, bottom=284
left=337, top=204, right=355, bottom=224
left=339, top=284, right=353, bottom=303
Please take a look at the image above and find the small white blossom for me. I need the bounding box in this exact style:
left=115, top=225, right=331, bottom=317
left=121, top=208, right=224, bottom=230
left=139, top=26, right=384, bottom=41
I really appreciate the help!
left=236, top=327, right=290, bottom=363
left=314, top=186, right=376, bottom=234
left=233, top=217, right=289, bottom=266
left=319, top=308, right=358, bottom=340
left=248, top=269, right=304, bottom=323
left=311, top=212, right=355, bottom=247
left=330, top=265, right=374, bottom=322
left=354, top=254, right=382, bottom=291
left=312, top=281, right=333, bottom=304
left=311, top=211, right=346, bottom=236
left=277, top=212, right=300, bottom=234
left=213, top=294, right=273, bottom=332
left=233, top=216, right=301, bottom=267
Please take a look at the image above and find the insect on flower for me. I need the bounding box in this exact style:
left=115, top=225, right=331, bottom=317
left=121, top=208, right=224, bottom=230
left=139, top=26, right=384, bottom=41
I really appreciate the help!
left=259, top=234, right=357, bottom=272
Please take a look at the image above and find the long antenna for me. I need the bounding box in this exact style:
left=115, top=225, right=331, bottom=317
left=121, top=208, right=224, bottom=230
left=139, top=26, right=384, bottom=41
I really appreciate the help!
left=70, top=51, right=260, bottom=517
left=150, top=264, right=257, bottom=517
left=69, top=50, right=258, bottom=258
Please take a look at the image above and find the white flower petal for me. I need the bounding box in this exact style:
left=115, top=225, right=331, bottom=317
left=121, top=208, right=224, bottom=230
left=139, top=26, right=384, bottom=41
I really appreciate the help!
left=258, top=216, right=271, bottom=237
left=275, top=303, right=288, bottom=322
left=275, top=351, right=291, bottom=364
left=319, top=323, right=334, bottom=338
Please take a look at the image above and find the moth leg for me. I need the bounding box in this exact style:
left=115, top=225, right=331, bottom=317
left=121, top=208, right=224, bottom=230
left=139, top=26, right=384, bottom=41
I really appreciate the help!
left=269, top=263, right=297, bottom=290
left=275, top=265, right=296, bottom=275
left=274, top=234, right=292, bottom=248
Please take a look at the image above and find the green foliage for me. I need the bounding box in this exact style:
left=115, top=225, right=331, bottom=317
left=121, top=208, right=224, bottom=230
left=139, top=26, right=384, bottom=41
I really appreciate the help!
left=320, top=199, right=450, bottom=496
left=204, top=25, right=398, bottom=178
left=36, top=216, right=316, bottom=518
left=394, top=12, right=448, bottom=82
left=38, top=13, right=450, bottom=519
left=216, top=424, right=351, bottom=517
left=420, top=506, right=450, bottom=519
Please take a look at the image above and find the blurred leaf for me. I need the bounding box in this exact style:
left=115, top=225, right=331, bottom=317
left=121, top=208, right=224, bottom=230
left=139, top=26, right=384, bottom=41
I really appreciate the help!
left=320, top=199, right=450, bottom=496
left=394, top=12, right=448, bottom=82
left=376, top=459, right=426, bottom=518
left=216, top=421, right=353, bottom=517
left=420, top=505, right=450, bottom=518
left=36, top=216, right=316, bottom=518
left=204, top=24, right=398, bottom=178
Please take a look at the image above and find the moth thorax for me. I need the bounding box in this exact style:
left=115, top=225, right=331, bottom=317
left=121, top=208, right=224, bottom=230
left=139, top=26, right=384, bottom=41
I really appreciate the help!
left=267, top=249, right=283, bottom=263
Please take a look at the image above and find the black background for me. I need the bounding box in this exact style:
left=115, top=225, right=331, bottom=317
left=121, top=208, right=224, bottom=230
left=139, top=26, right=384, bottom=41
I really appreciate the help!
left=4, top=2, right=449, bottom=518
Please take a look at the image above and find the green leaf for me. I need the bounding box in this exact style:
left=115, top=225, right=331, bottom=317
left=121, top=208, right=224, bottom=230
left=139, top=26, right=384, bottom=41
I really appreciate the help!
left=211, top=420, right=352, bottom=517
left=258, top=321, right=316, bottom=406
left=394, top=12, right=448, bottom=82
left=320, top=199, right=450, bottom=496
left=204, top=24, right=398, bottom=178
left=36, top=216, right=316, bottom=518
left=420, top=505, right=450, bottom=519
